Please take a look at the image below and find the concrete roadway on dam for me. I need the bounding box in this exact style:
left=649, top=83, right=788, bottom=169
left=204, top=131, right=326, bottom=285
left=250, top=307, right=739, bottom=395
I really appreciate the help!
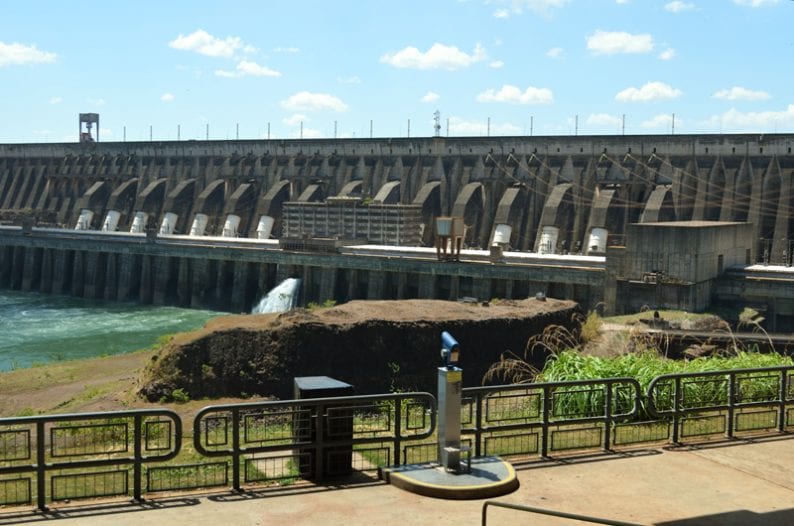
left=5, top=436, right=794, bottom=525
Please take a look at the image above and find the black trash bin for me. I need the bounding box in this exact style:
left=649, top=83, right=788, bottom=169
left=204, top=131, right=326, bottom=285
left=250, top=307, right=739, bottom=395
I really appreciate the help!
left=293, top=376, right=354, bottom=480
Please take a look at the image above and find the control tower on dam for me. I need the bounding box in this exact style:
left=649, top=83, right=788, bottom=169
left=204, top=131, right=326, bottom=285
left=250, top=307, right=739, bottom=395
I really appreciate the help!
left=1, top=133, right=794, bottom=322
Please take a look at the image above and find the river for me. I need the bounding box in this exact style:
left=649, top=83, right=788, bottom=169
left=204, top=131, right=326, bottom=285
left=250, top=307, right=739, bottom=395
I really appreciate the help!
left=0, top=290, right=223, bottom=371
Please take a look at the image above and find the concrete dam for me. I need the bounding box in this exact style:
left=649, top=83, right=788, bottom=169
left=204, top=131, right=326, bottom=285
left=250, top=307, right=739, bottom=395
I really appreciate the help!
left=1, top=133, right=793, bottom=322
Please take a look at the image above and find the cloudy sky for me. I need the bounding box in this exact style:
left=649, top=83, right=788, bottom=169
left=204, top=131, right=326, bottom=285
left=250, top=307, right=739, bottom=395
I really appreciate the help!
left=0, top=0, right=790, bottom=142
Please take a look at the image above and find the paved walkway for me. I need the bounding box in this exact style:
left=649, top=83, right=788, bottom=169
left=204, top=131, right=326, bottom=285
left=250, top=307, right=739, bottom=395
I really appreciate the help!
left=2, top=436, right=794, bottom=525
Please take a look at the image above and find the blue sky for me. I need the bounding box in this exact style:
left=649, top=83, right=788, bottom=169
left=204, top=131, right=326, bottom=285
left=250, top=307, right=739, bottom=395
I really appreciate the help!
left=0, top=0, right=790, bottom=142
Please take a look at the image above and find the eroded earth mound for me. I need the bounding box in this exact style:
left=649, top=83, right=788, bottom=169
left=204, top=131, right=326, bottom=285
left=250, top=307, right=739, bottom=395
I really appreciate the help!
left=140, top=298, right=579, bottom=401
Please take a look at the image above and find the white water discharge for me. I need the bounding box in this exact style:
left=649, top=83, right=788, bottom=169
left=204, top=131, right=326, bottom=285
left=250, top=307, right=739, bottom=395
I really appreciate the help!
left=251, top=278, right=302, bottom=314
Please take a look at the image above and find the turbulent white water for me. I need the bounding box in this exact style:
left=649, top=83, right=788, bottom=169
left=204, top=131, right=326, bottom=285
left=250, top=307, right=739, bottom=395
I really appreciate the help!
left=0, top=290, right=222, bottom=371
left=251, top=278, right=302, bottom=313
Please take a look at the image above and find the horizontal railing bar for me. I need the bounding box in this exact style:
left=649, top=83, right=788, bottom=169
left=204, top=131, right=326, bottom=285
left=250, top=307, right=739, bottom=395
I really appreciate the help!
left=482, top=500, right=646, bottom=526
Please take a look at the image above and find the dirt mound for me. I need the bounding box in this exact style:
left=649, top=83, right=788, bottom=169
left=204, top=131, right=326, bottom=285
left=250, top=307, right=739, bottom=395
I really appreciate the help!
left=140, top=298, right=580, bottom=401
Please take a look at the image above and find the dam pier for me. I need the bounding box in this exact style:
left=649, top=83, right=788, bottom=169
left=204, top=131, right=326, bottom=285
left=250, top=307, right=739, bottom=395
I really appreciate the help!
left=2, top=132, right=794, bottom=325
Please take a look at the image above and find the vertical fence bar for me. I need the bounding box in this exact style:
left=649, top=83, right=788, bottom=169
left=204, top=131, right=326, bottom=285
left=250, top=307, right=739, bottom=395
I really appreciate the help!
left=726, top=372, right=736, bottom=439
left=671, top=377, right=681, bottom=444
left=231, top=408, right=241, bottom=491
left=133, top=414, right=143, bottom=501
left=474, top=392, right=483, bottom=458
left=315, top=404, right=324, bottom=480
left=394, top=395, right=402, bottom=466
left=36, top=420, right=46, bottom=511
left=779, top=370, right=788, bottom=432
left=603, top=383, right=613, bottom=451
left=541, top=386, right=550, bottom=458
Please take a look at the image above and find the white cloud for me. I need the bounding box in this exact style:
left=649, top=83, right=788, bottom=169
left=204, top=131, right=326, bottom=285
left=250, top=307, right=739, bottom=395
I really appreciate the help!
left=705, top=105, right=794, bottom=131
left=283, top=114, right=308, bottom=126
left=641, top=114, right=677, bottom=129
left=489, top=0, right=570, bottom=18
left=87, top=97, right=106, bottom=107
left=489, top=60, right=504, bottom=69
left=169, top=29, right=250, bottom=58
left=586, top=30, right=654, bottom=55
left=421, top=91, right=440, bottom=103
left=215, top=60, right=281, bottom=78
left=477, top=84, right=554, bottom=105
left=659, top=48, right=676, bottom=60
left=380, top=43, right=486, bottom=70
left=0, top=41, right=56, bottom=67
left=160, top=93, right=175, bottom=102
left=615, top=81, right=682, bottom=102
left=280, top=91, right=348, bottom=112
left=733, top=0, right=777, bottom=6
left=665, top=1, right=696, bottom=13
left=49, top=96, right=62, bottom=104
left=712, top=86, right=771, bottom=101
left=447, top=117, right=520, bottom=136
left=273, top=46, right=299, bottom=53
left=337, top=75, right=361, bottom=84
left=586, top=113, right=622, bottom=127
left=546, top=47, right=563, bottom=58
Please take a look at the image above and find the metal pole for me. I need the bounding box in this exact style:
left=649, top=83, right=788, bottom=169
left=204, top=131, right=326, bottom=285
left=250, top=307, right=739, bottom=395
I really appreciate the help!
left=149, top=125, right=153, bottom=141
left=671, top=113, right=675, bottom=135
left=236, top=122, right=239, bottom=140
left=487, top=117, right=490, bottom=137
left=123, top=126, right=126, bottom=142
left=622, top=114, right=625, bottom=135
left=446, top=117, right=449, bottom=137
left=206, top=123, right=209, bottom=140
left=334, top=120, right=337, bottom=139
left=267, top=122, right=271, bottom=140
left=530, top=116, right=533, bottom=136
left=407, top=119, right=410, bottom=138
left=575, top=115, right=578, bottom=136
left=177, top=124, right=181, bottom=141
left=370, top=120, right=373, bottom=138
left=300, top=121, right=303, bottom=139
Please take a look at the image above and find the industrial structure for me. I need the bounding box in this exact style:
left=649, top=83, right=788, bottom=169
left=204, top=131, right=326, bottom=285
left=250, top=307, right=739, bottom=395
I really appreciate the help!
left=1, top=127, right=794, bottom=327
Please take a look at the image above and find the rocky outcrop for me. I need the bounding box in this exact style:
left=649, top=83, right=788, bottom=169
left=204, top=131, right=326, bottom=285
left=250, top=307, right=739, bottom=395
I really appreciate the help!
left=140, top=298, right=580, bottom=401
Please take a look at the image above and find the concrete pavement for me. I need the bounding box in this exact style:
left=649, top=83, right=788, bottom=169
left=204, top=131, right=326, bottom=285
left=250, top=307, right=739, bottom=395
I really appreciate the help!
left=2, top=436, right=794, bottom=525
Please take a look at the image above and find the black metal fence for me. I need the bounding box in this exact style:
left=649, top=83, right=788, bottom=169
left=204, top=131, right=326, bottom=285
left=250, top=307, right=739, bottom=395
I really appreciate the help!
left=2, top=367, right=794, bottom=512
left=0, top=409, right=181, bottom=510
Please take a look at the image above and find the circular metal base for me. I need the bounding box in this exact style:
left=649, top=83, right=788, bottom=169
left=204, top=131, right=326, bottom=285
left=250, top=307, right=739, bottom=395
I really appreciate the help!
left=382, top=456, right=519, bottom=500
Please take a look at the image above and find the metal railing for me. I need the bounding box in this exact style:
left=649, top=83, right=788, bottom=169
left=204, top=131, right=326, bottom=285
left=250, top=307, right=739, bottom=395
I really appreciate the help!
left=0, top=409, right=181, bottom=510
left=481, top=501, right=645, bottom=526
left=460, top=378, right=642, bottom=459
left=193, top=392, right=436, bottom=489
left=646, top=365, right=794, bottom=443
left=3, top=367, right=794, bottom=512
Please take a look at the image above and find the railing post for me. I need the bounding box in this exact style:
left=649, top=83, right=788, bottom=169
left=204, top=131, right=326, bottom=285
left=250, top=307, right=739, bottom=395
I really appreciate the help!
left=778, top=369, right=788, bottom=433
left=36, top=420, right=46, bottom=511
left=394, top=395, right=402, bottom=466
left=603, top=382, right=613, bottom=451
left=541, top=385, right=551, bottom=458
left=672, top=377, right=681, bottom=444
left=315, top=404, right=325, bottom=481
left=133, top=414, right=143, bottom=501
left=474, top=392, right=483, bottom=458
left=726, top=372, right=736, bottom=439
left=232, top=408, right=241, bottom=491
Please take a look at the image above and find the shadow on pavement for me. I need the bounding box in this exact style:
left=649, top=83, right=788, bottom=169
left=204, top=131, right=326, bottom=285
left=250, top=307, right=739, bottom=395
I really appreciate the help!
left=655, top=508, right=794, bottom=526
left=0, top=497, right=200, bottom=525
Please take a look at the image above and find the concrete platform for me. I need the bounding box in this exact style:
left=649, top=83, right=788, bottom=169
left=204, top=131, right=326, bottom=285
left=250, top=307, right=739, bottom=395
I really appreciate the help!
left=382, top=456, right=518, bottom=499
left=3, top=436, right=794, bottom=525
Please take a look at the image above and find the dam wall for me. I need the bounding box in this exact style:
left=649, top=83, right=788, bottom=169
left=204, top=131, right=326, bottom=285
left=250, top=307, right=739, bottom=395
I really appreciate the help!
left=1, top=133, right=793, bottom=261
left=0, top=228, right=604, bottom=312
